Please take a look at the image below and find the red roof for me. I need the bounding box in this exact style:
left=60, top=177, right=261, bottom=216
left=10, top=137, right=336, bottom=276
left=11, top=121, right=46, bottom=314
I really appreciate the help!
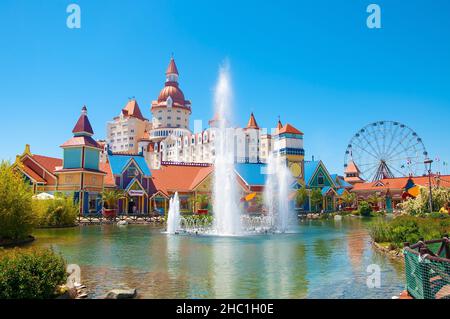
left=19, top=165, right=46, bottom=183
left=61, top=136, right=102, bottom=149
left=31, top=154, right=63, bottom=173
left=166, top=57, right=179, bottom=75
left=100, top=161, right=116, bottom=187
left=72, top=106, right=94, bottom=136
left=151, top=163, right=213, bottom=195
left=122, top=100, right=146, bottom=121
left=352, top=175, right=450, bottom=191
left=246, top=113, right=259, bottom=129
left=276, top=123, right=303, bottom=135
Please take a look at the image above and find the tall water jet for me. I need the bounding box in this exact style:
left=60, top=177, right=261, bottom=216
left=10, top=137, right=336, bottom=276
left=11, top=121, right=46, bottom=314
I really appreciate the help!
left=264, top=154, right=294, bottom=233
left=167, top=192, right=180, bottom=234
left=212, top=63, right=242, bottom=236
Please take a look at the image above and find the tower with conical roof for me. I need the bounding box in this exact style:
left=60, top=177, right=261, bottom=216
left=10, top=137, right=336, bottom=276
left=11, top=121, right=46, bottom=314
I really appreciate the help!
left=150, top=57, right=192, bottom=135
left=56, top=106, right=105, bottom=215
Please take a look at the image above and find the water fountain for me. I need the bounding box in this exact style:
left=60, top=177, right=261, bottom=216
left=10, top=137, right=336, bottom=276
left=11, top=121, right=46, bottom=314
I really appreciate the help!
left=211, top=64, right=242, bottom=236
left=264, top=154, right=294, bottom=233
left=166, top=63, right=295, bottom=236
left=166, top=192, right=180, bottom=234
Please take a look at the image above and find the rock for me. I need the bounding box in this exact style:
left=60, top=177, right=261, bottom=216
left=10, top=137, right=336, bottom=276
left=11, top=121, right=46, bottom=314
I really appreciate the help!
left=105, top=288, right=137, bottom=299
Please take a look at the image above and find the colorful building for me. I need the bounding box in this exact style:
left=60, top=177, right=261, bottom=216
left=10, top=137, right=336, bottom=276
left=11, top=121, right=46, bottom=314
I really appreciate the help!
left=15, top=106, right=106, bottom=215
left=351, top=174, right=450, bottom=211
left=296, top=160, right=351, bottom=212
left=101, top=151, right=154, bottom=215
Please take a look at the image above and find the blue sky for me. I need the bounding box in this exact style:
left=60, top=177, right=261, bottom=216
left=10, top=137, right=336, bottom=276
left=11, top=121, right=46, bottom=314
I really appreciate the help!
left=0, top=0, right=449, bottom=175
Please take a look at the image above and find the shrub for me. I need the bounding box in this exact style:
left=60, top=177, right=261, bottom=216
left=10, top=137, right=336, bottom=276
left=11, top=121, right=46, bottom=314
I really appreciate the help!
left=400, top=186, right=450, bottom=216
left=0, top=161, right=35, bottom=240
left=33, top=194, right=78, bottom=227
left=0, top=247, right=67, bottom=299
left=369, top=216, right=450, bottom=249
left=358, top=201, right=372, bottom=217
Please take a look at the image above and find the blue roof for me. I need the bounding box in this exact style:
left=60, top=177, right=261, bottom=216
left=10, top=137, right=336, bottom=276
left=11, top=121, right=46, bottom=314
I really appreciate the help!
left=234, top=163, right=267, bottom=186
left=336, top=188, right=346, bottom=196
left=304, top=161, right=320, bottom=184
left=108, top=154, right=151, bottom=176
left=321, top=186, right=331, bottom=195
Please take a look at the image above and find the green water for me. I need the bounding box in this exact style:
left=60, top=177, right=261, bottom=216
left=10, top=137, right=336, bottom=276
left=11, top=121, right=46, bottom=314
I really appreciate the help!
left=29, top=218, right=404, bottom=299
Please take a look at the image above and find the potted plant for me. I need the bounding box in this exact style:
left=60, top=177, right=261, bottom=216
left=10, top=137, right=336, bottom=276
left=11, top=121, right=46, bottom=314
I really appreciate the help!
left=195, top=194, right=210, bottom=215
left=101, top=189, right=124, bottom=219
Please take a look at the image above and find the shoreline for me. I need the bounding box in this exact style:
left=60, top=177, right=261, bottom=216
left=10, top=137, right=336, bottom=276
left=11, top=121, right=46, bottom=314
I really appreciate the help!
left=371, top=241, right=404, bottom=260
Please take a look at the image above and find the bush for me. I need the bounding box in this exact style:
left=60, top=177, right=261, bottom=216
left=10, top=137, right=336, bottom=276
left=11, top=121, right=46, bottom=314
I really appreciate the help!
left=400, top=186, right=450, bottom=216
left=0, top=161, right=35, bottom=241
left=358, top=201, right=372, bottom=217
left=33, top=194, right=78, bottom=227
left=0, top=247, right=67, bottom=299
left=369, top=216, right=450, bottom=249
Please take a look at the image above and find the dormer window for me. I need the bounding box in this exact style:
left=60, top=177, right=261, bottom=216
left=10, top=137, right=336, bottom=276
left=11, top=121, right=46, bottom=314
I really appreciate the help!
left=167, top=96, right=173, bottom=108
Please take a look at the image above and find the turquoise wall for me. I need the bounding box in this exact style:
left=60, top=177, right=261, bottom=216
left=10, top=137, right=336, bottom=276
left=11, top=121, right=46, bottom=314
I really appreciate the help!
left=84, top=148, right=99, bottom=170
left=64, top=148, right=82, bottom=169
left=310, top=165, right=334, bottom=188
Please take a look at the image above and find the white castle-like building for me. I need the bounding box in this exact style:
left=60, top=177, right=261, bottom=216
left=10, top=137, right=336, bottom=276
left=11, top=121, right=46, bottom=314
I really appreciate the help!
left=106, top=57, right=305, bottom=172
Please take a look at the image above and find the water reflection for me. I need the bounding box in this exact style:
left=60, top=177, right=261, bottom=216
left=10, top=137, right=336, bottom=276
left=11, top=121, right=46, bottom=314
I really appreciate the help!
left=29, top=219, right=404, bottom=299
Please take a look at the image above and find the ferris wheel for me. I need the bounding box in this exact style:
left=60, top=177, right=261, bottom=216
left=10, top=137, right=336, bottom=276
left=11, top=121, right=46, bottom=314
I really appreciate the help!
left=344, top=121, right=428, bottom=182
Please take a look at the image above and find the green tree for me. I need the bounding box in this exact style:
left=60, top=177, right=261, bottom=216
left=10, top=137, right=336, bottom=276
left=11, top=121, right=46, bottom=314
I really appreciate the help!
left=310, top=188, right=323, bottom=212
left=295, top=188, right=308, bottom=208
left=0, top=161, right=35, bottom=241
left=341, top=192, right=356, bottom=208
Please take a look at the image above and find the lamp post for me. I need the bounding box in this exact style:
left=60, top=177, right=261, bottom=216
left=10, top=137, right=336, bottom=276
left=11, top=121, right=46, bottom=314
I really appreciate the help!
left=424, top=158, right=433, bottom=213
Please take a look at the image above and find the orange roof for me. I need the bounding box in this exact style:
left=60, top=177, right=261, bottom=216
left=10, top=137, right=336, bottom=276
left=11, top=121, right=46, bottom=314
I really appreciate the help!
left=151, top=163, right=213, bottom=195
left=166, top=57, right=179, bottom=75
left=246, top=112, right=259, bottom=129
left=276, top=123, right=303, bottom=135
left=352, top=175, right=450, bottom=191
left=100, top=161, right=116, bottom=187
left=122, top=100, right=146, bottom=121
left=345, top=160, right=361, bottom=174
left=31, top=154, right=63, bottom=174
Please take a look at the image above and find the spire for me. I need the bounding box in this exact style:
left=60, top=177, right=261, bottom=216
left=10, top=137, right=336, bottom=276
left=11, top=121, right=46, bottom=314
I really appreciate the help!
left=276, top=117, right=283, bottom=131
left=166, top=57, right=179, bottom=76
left=246, top=112, right=259, bottom=129
left=72, top=105, right=94, bottom=136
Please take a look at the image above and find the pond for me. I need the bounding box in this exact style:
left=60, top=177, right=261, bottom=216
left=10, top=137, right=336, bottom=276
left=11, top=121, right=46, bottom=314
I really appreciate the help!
left=29, top=217, right=405, bottom=299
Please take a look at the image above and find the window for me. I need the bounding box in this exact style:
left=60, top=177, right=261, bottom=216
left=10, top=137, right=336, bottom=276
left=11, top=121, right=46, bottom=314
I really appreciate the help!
left=176, top=117, right=181, bottom=120
left=167, top=116, right=172, bottom=120
left=131, top=129, right=135, bottom=133
left=127, top=166, right=137, bottom=178
left=318, top=173, right=324, bottom=185
left=88, top=194, right=98, bottom=212
left=130, top=137, right=134, bottom=141
left=65, top=176, right=73, bottom=183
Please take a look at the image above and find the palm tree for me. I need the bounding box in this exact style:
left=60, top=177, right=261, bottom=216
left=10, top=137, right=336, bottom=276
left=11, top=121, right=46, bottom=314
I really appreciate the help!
left=310, top=188, right=323, bottom=213
left=367, top=193, right=384, bottom=210
left=101, top=189, right=124, bottom=210
left=295, top=188, right=308, bottom=209
left=195, top=194, right=210, bottom=211
left=341, top=192, right=356, bottom=208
